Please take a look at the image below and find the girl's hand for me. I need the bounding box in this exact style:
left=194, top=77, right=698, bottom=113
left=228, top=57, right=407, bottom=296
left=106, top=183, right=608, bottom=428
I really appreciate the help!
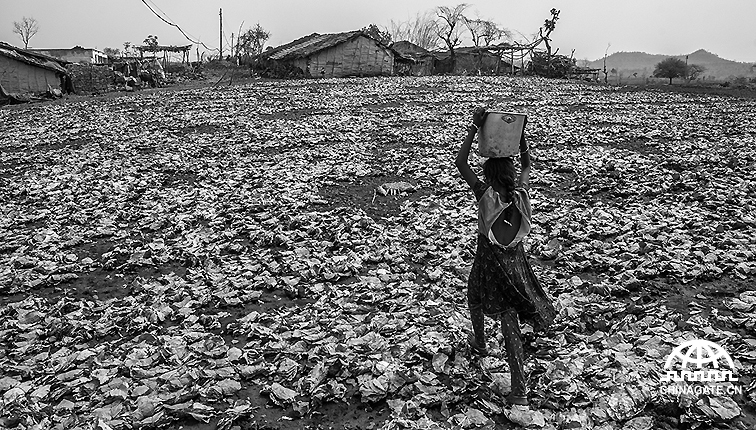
left=472, top=107, right=487, bottom=128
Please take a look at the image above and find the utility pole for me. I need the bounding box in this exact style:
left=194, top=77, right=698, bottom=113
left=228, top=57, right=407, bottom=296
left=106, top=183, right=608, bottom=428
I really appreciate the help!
left=231, top=33, right=234, bottom=59
left=219, top=8, right=223, bottom=60
left=685, top=55, right=689, bottom=81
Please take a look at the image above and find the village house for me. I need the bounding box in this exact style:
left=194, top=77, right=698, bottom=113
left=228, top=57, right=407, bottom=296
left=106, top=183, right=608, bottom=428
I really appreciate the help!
left=29, top=46, right=109, bottom=64
left=391, top=41, right=436, bottom=76
left=259, top=30, right=394, bottom=78
left=0, top=41, right=68, bottom=101
left=434, top=46, right=518, bottom=75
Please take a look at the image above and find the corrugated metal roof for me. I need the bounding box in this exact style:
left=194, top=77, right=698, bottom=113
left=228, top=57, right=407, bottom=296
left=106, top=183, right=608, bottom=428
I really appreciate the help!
left=0, top=41, right=68, bottom=74
left=262, top=31, right=365, bottom=61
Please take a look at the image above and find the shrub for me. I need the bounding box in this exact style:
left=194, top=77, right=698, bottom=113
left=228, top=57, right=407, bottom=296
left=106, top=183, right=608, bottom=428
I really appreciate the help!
left=253, top=60, right=305, bottom=79
left=526, top=52, right=576, bottom=78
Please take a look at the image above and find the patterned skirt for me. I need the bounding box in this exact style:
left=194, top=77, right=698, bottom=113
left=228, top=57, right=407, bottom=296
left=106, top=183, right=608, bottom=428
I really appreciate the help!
left=467, top=235, right=556, bottom=331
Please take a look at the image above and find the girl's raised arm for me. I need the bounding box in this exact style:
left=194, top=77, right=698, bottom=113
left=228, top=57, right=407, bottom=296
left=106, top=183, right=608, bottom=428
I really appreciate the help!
left=518, top=118, right=530, bottom=189
left=455, top=125, right=479, bottom=188
left=455, top=108, right=487, bottom=188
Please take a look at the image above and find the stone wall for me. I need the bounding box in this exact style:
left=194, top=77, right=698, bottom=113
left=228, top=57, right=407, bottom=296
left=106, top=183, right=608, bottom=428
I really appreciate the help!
left=67, top=64, right=115, bottom=94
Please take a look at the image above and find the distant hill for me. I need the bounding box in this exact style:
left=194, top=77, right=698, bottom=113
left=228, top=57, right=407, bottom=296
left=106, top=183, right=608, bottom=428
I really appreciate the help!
left=586, top=49, right=756, bottom=80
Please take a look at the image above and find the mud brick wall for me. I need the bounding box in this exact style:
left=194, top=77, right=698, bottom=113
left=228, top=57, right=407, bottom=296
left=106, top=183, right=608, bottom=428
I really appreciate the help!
left=67, top=64, right=115, bottom=94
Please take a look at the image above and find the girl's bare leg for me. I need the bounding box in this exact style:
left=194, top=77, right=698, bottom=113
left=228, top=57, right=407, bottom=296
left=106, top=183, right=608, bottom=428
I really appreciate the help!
left=501, top=308, right=527, bottom=404
left=470, top=306, right=486, bottom=348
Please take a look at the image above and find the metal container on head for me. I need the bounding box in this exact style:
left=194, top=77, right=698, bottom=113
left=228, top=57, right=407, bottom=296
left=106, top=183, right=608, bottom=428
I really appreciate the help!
left=478, top=111, right=527, bottom=158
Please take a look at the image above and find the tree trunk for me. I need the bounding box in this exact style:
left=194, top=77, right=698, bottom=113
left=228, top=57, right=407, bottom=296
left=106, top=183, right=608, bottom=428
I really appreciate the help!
left=669, top=77, right=672, bottom=85
left=449, top=47, right=456, bottom=74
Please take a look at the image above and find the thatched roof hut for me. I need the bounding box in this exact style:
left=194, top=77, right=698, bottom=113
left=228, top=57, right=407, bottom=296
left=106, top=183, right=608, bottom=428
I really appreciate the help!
left=259, top=31, right=394, bottom=78
left=0, top=41, right=67, bottom=102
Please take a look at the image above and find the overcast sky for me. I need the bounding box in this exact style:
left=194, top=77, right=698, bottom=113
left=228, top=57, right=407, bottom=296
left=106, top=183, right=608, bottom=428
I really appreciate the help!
left=2, top=0, right=755, bottom=63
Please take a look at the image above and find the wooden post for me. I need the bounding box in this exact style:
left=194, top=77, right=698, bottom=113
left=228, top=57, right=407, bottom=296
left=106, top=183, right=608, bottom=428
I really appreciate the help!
left=510, top=49, right=514, bottom=75
left=521, top=50, right=524, bottom=72
left=219, top=8, right=223, bottom=60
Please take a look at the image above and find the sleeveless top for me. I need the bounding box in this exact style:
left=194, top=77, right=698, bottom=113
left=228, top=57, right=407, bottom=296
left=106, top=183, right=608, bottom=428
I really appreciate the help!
left=476, top=183, right=532, bottom=248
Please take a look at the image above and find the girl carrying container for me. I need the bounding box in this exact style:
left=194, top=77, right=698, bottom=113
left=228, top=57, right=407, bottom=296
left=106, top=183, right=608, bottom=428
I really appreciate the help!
left=455, top=107, right=556, bottom=406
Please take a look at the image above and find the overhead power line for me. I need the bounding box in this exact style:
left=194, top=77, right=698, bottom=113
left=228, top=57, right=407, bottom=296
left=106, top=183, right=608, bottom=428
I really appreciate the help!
left=139, top=0, right=218, bottom=52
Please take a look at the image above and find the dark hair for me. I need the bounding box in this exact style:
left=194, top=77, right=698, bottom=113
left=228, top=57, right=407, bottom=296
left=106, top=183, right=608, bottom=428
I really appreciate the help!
left=483, top=157, right=517, bottom=218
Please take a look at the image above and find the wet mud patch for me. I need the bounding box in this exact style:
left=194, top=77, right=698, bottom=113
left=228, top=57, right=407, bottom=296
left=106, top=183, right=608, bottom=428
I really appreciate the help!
left=0, top=162, right=21, bottom=179
left=38, top=138, right=88, bottom=152
left=571, top=271, right=756, bottom=337
left=176, top=123, right=223, bottom=136
left=0, top=144, right=29, bottom=155
left=161, top=168, right=198, bottom=187
left=313, top=175, right=431, bottom=220
left=606, top=139, right=666, bottom=158
left=258, top=108, right=329, bottom=121
left=646, top=276, right=755, bottom=331
left=0, top=261, right=189, bottom=306
left=207, top=288, right=316, bottom=317
left=174, top=386, right=389, bottom=430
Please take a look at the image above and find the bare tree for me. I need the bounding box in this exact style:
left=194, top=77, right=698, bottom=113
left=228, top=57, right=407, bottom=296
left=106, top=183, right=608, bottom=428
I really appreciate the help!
left=463, top=17, right=510, bottom=73
left=539, top=8, right=560, bottom=71
left=481, top=21, right=511, bottom=47
left=13, top=16, right=39, bottom=49
left=388, top=11, right=439, bottom=50
left=603, top=43, right=610, bottom=84
left=464, top=17, right=510, bottom=48
left=464, top=17, right=486, bottom=48
left=435, top=3, right=469, bottom=72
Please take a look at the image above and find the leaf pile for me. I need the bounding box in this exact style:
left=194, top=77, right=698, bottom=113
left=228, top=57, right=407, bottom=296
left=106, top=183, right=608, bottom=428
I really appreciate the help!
left=1, top=77, right=755, bottom=429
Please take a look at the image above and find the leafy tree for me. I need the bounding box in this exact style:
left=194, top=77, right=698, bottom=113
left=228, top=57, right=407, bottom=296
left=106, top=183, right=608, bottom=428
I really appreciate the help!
left=434, top=3, right=470, bottom=72
left=687, top=64, right=706, bottom=81
left=653, top=57, right=687, bottom=84
left=388, top=11, right=438, bottom=50
left=13, top=16, right=39, bottom=49
left=143, top=35, right=159, bottom=51
left=103, top=47, right=121, bottom=58
left=362, top=24, right=392, bottom=46
left=123, top=41, right=132, bottom=56
left=237, top=24, right=270, bottom=62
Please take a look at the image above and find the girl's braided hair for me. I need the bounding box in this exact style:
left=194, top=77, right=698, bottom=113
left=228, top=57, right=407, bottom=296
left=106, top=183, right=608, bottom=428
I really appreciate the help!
left=483, top=157, right=517, bottom=218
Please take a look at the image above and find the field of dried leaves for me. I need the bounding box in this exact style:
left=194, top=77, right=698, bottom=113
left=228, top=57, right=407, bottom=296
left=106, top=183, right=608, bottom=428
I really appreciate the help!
left=1, top=76, right=755, bottom=430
